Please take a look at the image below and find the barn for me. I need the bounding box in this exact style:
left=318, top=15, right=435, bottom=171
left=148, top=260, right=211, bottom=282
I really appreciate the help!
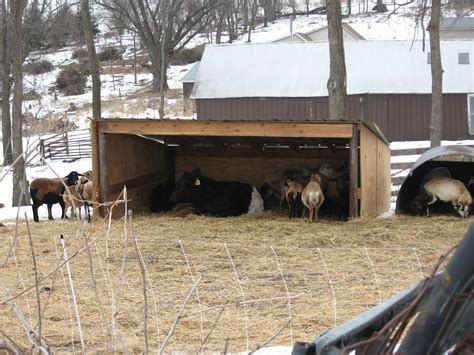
left=272, top=22, right=365, bottom=42
left=189, top=40, right=474, bottom=142
left=91, top=118, right=391, bottom=219
left=440, top=17, right=474, bottom=39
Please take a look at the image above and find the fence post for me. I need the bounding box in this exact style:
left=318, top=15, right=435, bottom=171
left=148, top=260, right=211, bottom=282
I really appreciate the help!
left=65, top=133, right=69, bottom=157
left=40, top=139, right=45, bottom=166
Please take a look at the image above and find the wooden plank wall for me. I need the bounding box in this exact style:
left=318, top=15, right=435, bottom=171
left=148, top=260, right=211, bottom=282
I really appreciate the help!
left=106, top=134, right=173, bottom=215
left=175, top=148, right=349, bottom=187
left=360, top=126, right=391, bottom=217
left=376, top=137, right=391, bottom=215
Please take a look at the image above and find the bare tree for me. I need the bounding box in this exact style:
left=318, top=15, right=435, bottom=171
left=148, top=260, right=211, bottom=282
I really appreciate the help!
left=246, top=0, right=258, bottom=42
left=374, top=0, right=388, bottom=12
left=326, top=0, right=348, bottom=120
left=159, top=0, right=168, bottom=118
left=99, top=0, right=221, bottom=91
left=1, top=0, right=13, bottom=165
left=428, top=0, right=443, bottom=147
left=81, top=0, right=101, bottom=119
left=11, top=0, right=29, bottom=207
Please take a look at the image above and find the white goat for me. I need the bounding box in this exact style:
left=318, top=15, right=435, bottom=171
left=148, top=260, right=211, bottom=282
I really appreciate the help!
left=302, top=173, right=325, bottom=222
left=424, top=177, right=472, bottom=218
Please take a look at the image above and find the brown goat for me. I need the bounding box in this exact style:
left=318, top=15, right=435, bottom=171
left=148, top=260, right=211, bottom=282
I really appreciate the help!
left=302, top=173, right=325, bottom=223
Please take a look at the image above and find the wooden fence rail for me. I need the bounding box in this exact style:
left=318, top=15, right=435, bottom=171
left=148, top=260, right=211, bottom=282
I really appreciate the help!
left=26, top=129, right=92, bottom=165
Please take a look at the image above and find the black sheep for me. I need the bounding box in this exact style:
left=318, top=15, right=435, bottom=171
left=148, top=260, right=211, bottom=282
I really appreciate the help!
left=30, top=171, right=82, bottom=222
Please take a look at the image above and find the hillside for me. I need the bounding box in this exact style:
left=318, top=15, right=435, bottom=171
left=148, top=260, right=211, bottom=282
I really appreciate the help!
left=20, top=1, right=433, bottom=137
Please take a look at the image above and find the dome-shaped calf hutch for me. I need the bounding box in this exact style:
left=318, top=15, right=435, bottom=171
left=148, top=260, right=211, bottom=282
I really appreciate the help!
left=395, top=145, right=474, bottom=216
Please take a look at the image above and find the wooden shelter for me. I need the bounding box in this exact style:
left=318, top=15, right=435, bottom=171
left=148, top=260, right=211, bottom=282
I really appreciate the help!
left=91, top=119, right=391, bottom=218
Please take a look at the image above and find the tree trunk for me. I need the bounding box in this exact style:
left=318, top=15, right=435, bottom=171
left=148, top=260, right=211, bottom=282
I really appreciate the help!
left=81, top=0, right=101, bottom=119
left=2, top=65, right=12, bottom=165
left=148, top=46, right=169, bottom=92
left=11, top=0, right=29, bottom=207
left=215, top=12, right=225, bottom=44
left=1, top=0, right=12, bottom=165
left=347, top=0, right=352, bottom=15
left=326, top=0, right=348, bottom=121
left=428, top=0, right=443, bottom=147
left=160, top=0, right=168, bottom=119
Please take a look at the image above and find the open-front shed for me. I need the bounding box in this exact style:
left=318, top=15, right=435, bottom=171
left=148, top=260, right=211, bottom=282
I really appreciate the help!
left=91, top=119, right=391, bottom=218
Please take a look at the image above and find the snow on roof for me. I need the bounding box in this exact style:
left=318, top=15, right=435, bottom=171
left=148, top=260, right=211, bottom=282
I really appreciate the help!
left=191, top=40, right=474, bottom=99
left=181, top=61, right=200, bottom=82
left=441, top=17, right=474, bottom=30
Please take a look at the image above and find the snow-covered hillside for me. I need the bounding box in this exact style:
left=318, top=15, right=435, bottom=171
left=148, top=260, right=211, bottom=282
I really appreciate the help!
left=20, top=1, right=429, bottom=132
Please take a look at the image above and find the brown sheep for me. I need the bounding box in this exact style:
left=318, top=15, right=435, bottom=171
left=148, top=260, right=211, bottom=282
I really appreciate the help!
left=285, top=179, right=304, bottom=218
left=302, top=173, right=325, bottom=223
left=30, top=171, right=82, bottom=222
left=423, top=177, right=472, bottom=218
left=78, top=180, right=93, bottom=222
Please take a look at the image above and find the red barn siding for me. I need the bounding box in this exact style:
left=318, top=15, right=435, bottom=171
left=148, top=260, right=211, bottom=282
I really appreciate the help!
left=195, top=94, right=472, bottom=142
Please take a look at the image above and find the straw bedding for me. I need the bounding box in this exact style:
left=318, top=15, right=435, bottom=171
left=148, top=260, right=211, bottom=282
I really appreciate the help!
left=0, top=210, right=471, bottom=353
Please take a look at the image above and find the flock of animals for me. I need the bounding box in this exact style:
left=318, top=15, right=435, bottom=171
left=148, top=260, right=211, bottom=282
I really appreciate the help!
left=156, top=163, right=350, bottom=222
left=29, top=170, right=94, bottom=223
left=28, top=162, right=473, bottom=223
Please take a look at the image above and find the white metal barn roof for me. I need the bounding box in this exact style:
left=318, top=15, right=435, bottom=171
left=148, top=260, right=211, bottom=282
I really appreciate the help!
left=191, top=40, right=474, bottom=99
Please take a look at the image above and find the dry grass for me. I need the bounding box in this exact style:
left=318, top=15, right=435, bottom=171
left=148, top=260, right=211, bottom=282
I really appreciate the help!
left=0, top=210, right=471, bottom=353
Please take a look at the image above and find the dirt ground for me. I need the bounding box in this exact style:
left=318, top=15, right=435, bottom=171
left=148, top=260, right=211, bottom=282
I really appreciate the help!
left=0, top=211, right=471, bottom=353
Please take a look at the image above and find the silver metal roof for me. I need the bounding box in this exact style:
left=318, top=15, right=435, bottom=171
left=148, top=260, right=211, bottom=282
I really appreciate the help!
left=191, top=40, right=474, bottom=99
left=180, top=61, right=200, bottom=83
left=409, top=145, right=474, bottom=172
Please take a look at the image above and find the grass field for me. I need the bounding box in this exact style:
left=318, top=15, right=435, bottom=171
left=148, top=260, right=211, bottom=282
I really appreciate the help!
left=0, top=211, right=471, bottom=353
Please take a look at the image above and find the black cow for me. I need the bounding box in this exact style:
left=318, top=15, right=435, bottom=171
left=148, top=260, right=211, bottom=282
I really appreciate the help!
left=170, top=169, right=264, bottom=217
left=150, top=180, right=175, bottom=212
left=258, top=182, right=282, bottom=210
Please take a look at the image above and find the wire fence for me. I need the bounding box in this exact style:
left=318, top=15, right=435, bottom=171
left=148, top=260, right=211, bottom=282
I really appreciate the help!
left=0, top=197, right=456, bottom=353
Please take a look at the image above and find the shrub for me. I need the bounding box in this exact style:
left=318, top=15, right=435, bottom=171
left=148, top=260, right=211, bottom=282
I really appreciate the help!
left=72, top=47, right=88, bottom=59
left=170, top=45, right=204, bottom=65
left=98, top=47, right=122, bottom=62
left=23, top=60, right=54, bottom=75
left=56, top=67, right=86, bottom=96
left=24, top=90, right=42, bottom=101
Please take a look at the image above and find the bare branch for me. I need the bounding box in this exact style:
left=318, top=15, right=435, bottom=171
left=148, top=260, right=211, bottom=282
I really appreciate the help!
left=159, top=274, right=204, bottom=355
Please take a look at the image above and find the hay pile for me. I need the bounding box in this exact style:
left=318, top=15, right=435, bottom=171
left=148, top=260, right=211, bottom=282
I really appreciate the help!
left=0, top=211, right=470, bottom=353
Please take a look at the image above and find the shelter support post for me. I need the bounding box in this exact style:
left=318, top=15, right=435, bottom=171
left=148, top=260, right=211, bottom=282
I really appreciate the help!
left=91, top=120, right=100, bottom=220
left=349, top=124, right=359, bottom=218
left=98, top=122, right=109, bottom=218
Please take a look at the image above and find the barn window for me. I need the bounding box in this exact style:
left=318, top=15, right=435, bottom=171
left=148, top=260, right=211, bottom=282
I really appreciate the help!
left=469, top=94, right=474, bottom=135
left=458, top=53, right=470, bottom=64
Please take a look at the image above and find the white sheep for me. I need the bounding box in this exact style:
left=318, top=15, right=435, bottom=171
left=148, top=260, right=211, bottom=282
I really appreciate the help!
left=302, top=173, right=325, bottom=223
left=423, top=177, right=472, bottom=218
